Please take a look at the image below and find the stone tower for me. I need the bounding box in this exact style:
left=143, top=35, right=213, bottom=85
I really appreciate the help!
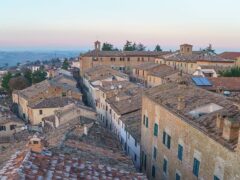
left=180, top=44, right=193, bottom=55
left=94, top=41, right=101, bottom=51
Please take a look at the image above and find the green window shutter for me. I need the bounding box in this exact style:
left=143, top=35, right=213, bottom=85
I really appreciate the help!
left=167, top=135, right=171, bottom=149
left=153, top=147, right=157, bottom=159
left=146, top=117, right=148, bottom=128
left=178, top=144, right=183, bottom=161
left=193, top=158, right=200, bottom=177
left=154, top=123, right=158, bottom=136
left=163, top=158, right=167, bottom=173
left=163, top=131, right=166, bottom=144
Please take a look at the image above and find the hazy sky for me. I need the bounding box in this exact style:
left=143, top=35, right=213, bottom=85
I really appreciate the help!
left=0, top=0, right=239, bottom=52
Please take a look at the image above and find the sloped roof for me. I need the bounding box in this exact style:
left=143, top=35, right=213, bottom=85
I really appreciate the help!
left=219, top=52, right=240, bottom=60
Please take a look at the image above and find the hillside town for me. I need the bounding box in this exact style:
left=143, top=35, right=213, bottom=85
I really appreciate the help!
left=0, top=41, right=240, bottom=180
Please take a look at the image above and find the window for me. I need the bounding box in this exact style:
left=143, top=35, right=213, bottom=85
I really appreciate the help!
left=0, top=126, right=6, bottom=131
left=154, top=123, right=158, bottom=136
left=214, top=176, right=220, bottom=180
left=153, top=147, right=157, bottom=160
left=146, top=117, right=148, bottom=128
left=193, top=158, right=200, bottom=177
left=39, top=110, right=43, bottom=115
left=178, top=144, right=183, bottom=161
left=33, top=141, right=39, bottom=144
left=134, top=153, right=137, bottom=161
left=152, top=165, right=156, bottom=177
left=163, top=158, right=168, bottom=174
left=135, top=139, right=137, bottom=147
left=127, top=57, right=130, bottom=61
left=62, top=92, right=66, bottom=97
left=144, top=154, right=147, bottom=170
left=10, top=125, right=16, bottom=130
left=176, top=172, right=181, bottom=180
left=143, top=115, right=146, bottom=125
left=163, top=131, right=171, bottom=149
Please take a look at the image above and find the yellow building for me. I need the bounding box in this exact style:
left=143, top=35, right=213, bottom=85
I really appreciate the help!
left=219, top=52, right=240, bottom=66
left=12, top=75, right=82, bottom=122
left=156, top=44, right=235, bottom=74
left=141, top=81, right=240, bottom=180
left=80, top=41, right=170, bottom=76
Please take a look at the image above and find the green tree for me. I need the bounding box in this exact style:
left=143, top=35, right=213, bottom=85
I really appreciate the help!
left=136, top=43, right=146, bottom=51
left=1, top=72, right=12, bottom=92
left=154, top=44, right=162, bottom=52
left=62, top=59, right=70, bottom=70
left=219, top=67, right=240, bottom=77
left=102, top=42, right=114, bottom=51
left=32, top=70, right=47, bottom=84
left=123, top=41, right=134, bottom=51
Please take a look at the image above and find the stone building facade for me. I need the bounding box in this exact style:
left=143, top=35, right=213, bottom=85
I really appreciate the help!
left=79, top=41, right=170, bottom=76
left=141, top=82, right=240, bottom=180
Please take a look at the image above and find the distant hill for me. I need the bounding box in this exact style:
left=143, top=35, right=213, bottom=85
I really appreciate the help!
left=0, top=51, right=81, bottom=67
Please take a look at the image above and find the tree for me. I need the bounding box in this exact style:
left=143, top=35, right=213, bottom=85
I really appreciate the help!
left=123, top=41, right=134, bottom=51
left=1, top=72, right=12, bottom=92
left=154, top=44, right=162, bottom=52
left=102, top=42, right=114, bottom=51
left=123, top=41, right=146, bottom=51
left=136, top=43, right=146, bottom=51
left=32, top=70, right=47, bottom=84
left=9, top=76, right=30, bottom=91
left=219, top=67, right=240, bottom=77
left=62, top=59, right=70, bottom=70
left=23, top=68, right=32, bottom=84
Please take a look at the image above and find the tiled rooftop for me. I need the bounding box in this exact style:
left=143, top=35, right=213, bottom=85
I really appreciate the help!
left=29, top=97, right=81, bottom=109
left=204, top=77, right=240, bottom=92
left=84, top=65, right=128, bottom=82
left=0, top=150, right=147, bottom=179
left=219, top=52, right=240, bottom=60
left=15, top=75, right=80, bottom=100
left=99, top=80, right=138, bottom=93
left=0, top=118, right=147, bottom=179
left=133, top=62, right=160, bottom=70
left=82, top=49, right=170, bottom=57
left=120, top=110, right=142, bottom=142
left=148, top=64, right=178, bottom=78
left=164, top=51, right=233, bottom=63
left=144, top=81, right=240, bottom=150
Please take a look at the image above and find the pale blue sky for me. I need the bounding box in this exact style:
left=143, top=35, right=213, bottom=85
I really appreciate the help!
left=0, top=0, right=239, bottom=51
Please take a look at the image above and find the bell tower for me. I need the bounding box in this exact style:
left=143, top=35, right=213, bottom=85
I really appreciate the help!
left=180, top=44, right=193, bottom=55
left=94, top=40, right=101, bottom=51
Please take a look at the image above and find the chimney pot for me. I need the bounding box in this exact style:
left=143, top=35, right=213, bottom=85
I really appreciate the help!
left=222, top=118, right=240, bottom=141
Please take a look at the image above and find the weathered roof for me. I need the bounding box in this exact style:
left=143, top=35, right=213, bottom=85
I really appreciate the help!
left=219, top=52, right=240, bottom=60
left=205, top=77, right=240, bottom=92
left=99, top=80, right=138, bottom=93
left=82, top=49, right=170, bottom=57
left=133, top=62, right=160, bottom=70
left=0, top=150, right=146, bottom=179
left=164, top=51, right=234, bottom=63
left=144, top=82, right=240, bottom=150
left=120, top=110, right=142, bottom=142
left=84, top=65, right=128, bottom=82
left=29, top=97, right=80, bottom=109
left=14, top=75, right=80, bottom=100
left=107, top=93, right=142, bottom=116
left=148, top=64, right=179, bottom=78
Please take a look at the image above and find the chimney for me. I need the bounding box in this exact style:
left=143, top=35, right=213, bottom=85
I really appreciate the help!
left=216, top=114, right=224, bottom=134
left=222, top=118, right=240, bottom=141
left=27, top=135, right=45, bottom=153
left=84, top=125, right=88, bottom=135
left=177, top=96, right=186, bottom=110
